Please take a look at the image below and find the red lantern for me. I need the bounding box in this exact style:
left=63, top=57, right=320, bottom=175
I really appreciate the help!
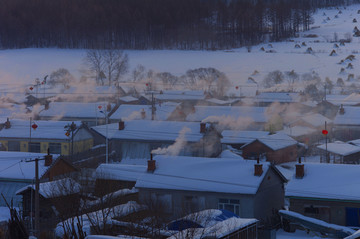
left=65, top=131, right=70, bottom=137
left=98, top=105, right=102, bottom=110
left=31, top=123, right=38, bottom=130
left=235, top=86, right=239, bottom=90
left=146, top=83, right=149, bottom=87
left=29, top=86, right=33, bottom=91
left=322, top=129, right=328, bottom=135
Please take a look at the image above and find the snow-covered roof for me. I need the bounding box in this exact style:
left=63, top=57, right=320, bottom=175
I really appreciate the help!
left=278, top=126, right=316, bottom=138
left=297, top=113, right=331, bottom=128
left=135, top=155, right=270, bottom=194
left=341, top=93, right=360, bottom=106
left=218, top=150, right=244, bottom=160
left=118, top=95, right=138, bottom=102
left=0, top=151, right=55, bottom=180
left=243, top=132, right=298, bottom=151
left=0, top=119, right=81, bottom=140
left=317, top=141, right=360, bottom=156
left=221, top=130, right=270, bottom=144
left=326, top=95, right=349, bottom=106
left=96, top=164, right=147, bottom=181
left=39, top=101, right=115, bottom=119
left=16, top=178, right=80, bottom=198
left=109, top=102, right=179, bottom=121
left=205, top=98, right=238, bottom=105
left=92, top=120, right=204, bottom=142
left=254, top=92, right=301, bottom=103
left=151, top=90, right=206, bottom=101
left=348, top=139, right=360, bottom=147
left=286, top=163, right=360, bottom=201
left=186, top=106, right=269, bottom=123
left=334, top=106, right=360, bottom=125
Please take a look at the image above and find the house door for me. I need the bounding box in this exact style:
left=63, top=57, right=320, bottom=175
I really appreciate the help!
left=346, top=207, right=360, bottom=227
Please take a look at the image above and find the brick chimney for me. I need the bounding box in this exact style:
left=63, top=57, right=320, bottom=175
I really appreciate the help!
left=4, top=118, right=11, bottom=129
left=339, top=104, right=345, bottom=115
left=254, top=157, right=263, bottom=176
left=296, top=157, right=304, bottom=178
left=200, top=122, right=206, bottom=133
left=118, top=119, right=125, bottom=130
left=44, top=148, right=53, bottom=166
left=147, top=154, right=156, bottom=172
left=141, top=109, right=146, bottom=119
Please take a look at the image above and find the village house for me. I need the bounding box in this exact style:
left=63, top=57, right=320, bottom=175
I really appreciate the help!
left=254, top=92, right=304, bottom=107
left=16, top=178, right=81, bottom=233
left=37, top=101, right=117, bottom=126
left=333, top=105, right=360, bottom=141
left=317, top=141, right=360, bottom=164
left=286, top=161, right=360, bottom=228
left=91, top=120, right=222, bottom=162
left=0, top=119, right=93, bottom=156
left=0, top=151, right=55, bottom=208
left=221, top=130, right=270, bottom=151
left=241, top=132, right=299, bottom=164
left=185, top=105, right=270, bottom=131
left=135, top=155, right=287, bottom=230
left=109, top=102, right=180, bottom=122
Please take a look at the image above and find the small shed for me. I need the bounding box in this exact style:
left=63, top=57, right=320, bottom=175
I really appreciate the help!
left=317, top=141, right=360, bottom=164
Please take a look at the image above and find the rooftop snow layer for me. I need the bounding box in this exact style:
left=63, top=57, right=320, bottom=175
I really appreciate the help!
left=92, top=120, right=203, bottom=142
left=317, top=141, right=360, bottom=156
left=135, top=155, right=270, bottom=194
left=286, top=163, right=360, bottom=201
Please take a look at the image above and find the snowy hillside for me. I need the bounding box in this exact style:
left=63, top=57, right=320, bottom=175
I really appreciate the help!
left=0, top=4, right=359, bottom=94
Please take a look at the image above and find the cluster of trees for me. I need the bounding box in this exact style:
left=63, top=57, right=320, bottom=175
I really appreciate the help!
left=0, top=0, right=358, bottom=49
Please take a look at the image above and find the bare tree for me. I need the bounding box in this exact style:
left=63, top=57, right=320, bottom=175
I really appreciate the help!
left=84, top=49, right=104, bottom=85
left=84, top=49, right=129, bottom=86
left=263, top=70, right=284, bottom=88
left=103, top=49, right=129, bottom=86
left=155, top=72, right=178, bottom=89
left=131, top=64, right=146, bottom=82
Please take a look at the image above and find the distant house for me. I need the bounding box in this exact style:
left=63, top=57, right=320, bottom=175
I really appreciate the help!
left=109, top=102, right=180, bottom=122
left=135, top=155, right=287, bottom=228
left=221, top=130, right=270, bottom=150
left=312, top=100, right=339, bottom=119
left=185, top=106, right=269, bottom=131
left=38, top=101, right=117, bottom=126
left=286, top=162, right=360, bottom=227
left=91, top=120, right=222, bottom=161
left=0, top=119, right=93, bottom=156
left=241, top=133, right=298, bottom=164
left=317, top=141, right=360, bottom=164
left=333, top=105, right=360, bottom=140
left=117, top=95, right=140, bottom=105
left=254, top=92, right=303, bottom=106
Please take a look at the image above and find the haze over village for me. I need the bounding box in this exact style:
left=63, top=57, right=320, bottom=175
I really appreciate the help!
left=2, top=1, right=360, bottom=239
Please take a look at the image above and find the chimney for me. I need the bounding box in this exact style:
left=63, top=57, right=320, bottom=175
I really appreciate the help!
left=141, top=109, right=146, bottom=119
left=4, top=118, right=10, bottom=129
left=339, top=104, right=345, bottom=115
left=254, top=157, right=263, bottom=176
left=200, top=122, right=206, bottom=133
left=118, top=119, right=125, bottom=130
left=296, top=157, right=304, bottom=178
left=147, top=154, right=156, bottom=172
left=44, top=148, right=53, bottom=166
left=44, top=101, right=50, bottom=110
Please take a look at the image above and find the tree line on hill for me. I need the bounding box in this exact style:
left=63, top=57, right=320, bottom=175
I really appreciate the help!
left=1, top=0, right=358, bottom=50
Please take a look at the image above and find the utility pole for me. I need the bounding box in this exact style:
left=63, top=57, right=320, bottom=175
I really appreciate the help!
left=25, top=157, right=44, bottom=237
left=151, top=92, right=156, bottom=120
left=65, top=122, right=77, bottom=159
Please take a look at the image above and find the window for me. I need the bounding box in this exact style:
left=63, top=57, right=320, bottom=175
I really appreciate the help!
left=29, top=142, right=40, bottom=153
left=218, top=198, right=240, bottom=216
left=8, top=141, right=20, bottom=151
left=49, top=143, right=62, bottom=154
